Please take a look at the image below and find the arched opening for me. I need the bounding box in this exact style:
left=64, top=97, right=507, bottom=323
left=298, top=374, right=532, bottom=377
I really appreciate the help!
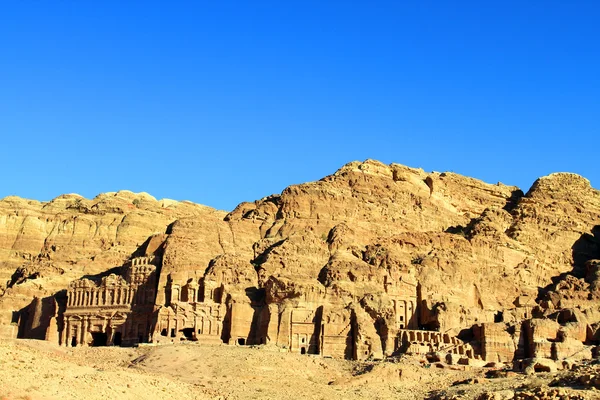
left=237, top=338, right=246, bottom=346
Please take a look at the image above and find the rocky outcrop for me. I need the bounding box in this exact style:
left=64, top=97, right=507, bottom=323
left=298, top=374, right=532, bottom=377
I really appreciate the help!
left=2, top=160, right=600, bottom=366
left=0, top=191, right=222, bottom=337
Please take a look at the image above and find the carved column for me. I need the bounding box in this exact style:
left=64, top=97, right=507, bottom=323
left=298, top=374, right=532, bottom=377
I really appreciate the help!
left=65, top=318, right=71, bottom=347
left=80, top=318, right=87, bottom=346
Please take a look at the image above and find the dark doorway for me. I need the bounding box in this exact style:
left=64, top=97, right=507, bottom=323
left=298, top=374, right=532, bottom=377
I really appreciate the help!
left=534, top=363, right=551, bottom=373
left=71, top=336, right=77, bottom=347
left=113, top=332, right=122, bottom=346
left=494, top=311, right=504, bottom=323
left=181, top=328, right=195, bottom=340
left=161, top=329, right=167, bottom=337
left=237, top=338, right=246, bottom=345
left=300, top=347, right=307, bottom=355
left=91, top=332, right=108, bottom=347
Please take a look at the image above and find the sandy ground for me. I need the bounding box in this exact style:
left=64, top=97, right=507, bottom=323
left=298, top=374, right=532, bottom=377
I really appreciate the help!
left=1, top=340, right=598, bottom=400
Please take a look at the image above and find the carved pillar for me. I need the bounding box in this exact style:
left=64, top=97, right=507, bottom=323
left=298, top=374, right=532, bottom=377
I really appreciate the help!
left=107, top=324, right=114, bottom=345
left=80, top=318, right=87, bottom=346
left=65, top=318, right=71, bottom=347
left=166, top=314, right=171, bottom=338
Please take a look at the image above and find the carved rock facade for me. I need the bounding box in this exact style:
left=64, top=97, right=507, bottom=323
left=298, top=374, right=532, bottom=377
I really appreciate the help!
left=3, top=160, right=600, bottom=366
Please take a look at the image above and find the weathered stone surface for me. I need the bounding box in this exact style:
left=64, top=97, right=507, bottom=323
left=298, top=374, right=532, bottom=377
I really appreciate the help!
left=2, top=160, right=600, bottom=368
left=0, top=191, right=222, bottom=337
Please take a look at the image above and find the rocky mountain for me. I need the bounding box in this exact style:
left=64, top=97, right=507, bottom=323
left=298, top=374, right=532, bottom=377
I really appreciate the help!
left=1, top=160, right=599, bottom=370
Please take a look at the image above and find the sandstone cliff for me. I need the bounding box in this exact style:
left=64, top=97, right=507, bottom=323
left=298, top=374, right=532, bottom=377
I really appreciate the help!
left=0, top=191, right=222, bottom=336
left=2, top=160, right=599, bottom=368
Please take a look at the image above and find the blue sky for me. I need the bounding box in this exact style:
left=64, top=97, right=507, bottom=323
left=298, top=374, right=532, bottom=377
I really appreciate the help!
left=1, top=2, right=598, bottom=211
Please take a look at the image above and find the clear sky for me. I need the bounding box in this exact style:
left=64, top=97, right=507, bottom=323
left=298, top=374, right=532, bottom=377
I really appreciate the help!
left=1, top=2, right=598, bottom=211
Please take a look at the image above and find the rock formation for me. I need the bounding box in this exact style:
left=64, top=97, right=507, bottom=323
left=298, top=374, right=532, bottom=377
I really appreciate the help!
left=1, top=160, right=599, bottom=369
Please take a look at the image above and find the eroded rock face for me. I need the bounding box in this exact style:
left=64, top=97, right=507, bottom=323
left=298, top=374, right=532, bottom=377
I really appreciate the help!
left=0, top=191, right=223, bottom=338
left=2, top=160, right=600, bottom=365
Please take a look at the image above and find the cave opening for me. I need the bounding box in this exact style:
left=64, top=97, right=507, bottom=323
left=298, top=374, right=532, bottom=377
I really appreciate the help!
left=533, top=363, right=551, bottom=373
left=494, top=311, right=504, bottom=323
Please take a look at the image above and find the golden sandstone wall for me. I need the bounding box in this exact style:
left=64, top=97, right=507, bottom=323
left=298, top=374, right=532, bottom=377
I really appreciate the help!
left=1, top=160, right=599, bottom=365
